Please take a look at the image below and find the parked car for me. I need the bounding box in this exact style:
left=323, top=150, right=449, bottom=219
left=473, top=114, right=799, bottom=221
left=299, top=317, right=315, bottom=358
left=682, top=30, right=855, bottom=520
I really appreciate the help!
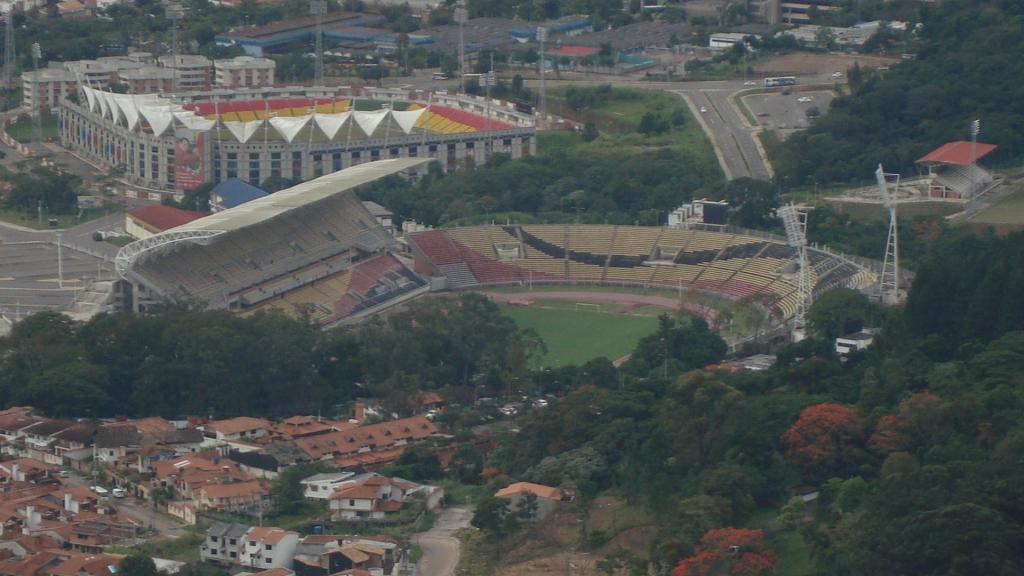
left=699, top=106, right=708, bottom=113
left=831, top=71, right=843, bottom=78
left=744, top=80, right=757, bottom=86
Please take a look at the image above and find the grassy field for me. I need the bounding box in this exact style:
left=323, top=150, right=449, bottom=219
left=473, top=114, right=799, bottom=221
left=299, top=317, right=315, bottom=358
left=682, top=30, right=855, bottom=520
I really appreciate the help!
left=972, top=188, right=1024, bottom=224
left=499, top=303, right=660, bottom=367
left=770, top=531, right=815, bottom=576
left=545, top=86, right=720, bottom=172
left=827, top=200, right=962, bottom=220
left=0, top=207, right=118, bottom=230
left=5, top=114, right=58, bottom=142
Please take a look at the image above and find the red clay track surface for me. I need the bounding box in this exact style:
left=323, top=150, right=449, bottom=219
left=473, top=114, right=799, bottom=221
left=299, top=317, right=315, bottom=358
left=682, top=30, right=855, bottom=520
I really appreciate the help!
left=483, top=291, right=718, bottom=324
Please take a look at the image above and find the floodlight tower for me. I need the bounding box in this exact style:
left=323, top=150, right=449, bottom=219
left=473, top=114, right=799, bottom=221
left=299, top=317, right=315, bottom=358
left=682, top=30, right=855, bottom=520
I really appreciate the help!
left=969, top=118, right=980, bottom=197
left=165, top=4, right=186, bottom=93
left=310, top=0, right=326, bottom=87
left=778, top=204, right=810, bottom=341
left=3, top=10, right=15, bottom=89
left=454, top=1, right=467, bottom=94
left=536, top=25, right=547, bottom=127
left=30, top=42, right=40, bottom=145
left=875, top=164, right=901, bottom=305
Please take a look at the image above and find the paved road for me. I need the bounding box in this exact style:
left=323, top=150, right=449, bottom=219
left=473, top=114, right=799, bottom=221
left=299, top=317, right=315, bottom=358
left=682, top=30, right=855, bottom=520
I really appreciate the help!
left=414, top=506, right=474, bottom=576
left=63, top=470, right=188, bottom=538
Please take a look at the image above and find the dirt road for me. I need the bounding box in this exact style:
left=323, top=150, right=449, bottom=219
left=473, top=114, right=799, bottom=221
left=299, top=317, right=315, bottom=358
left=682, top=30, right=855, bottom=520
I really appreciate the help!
left=414, top=506, right=474, bottom=576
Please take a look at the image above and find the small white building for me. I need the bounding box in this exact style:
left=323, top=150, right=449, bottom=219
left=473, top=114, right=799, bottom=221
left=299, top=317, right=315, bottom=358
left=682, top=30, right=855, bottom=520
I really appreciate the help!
left=239, top=527, right=300, bottom=570
left=301, top=471, right=358, bottom=500
left=835, top=331, right=875, bottom=355
left=709, top=32, right=759, bottom=50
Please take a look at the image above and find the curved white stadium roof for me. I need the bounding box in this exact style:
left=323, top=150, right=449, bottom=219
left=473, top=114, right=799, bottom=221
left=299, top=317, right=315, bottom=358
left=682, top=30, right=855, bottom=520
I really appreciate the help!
left=116, top=157, right=430, bottom=278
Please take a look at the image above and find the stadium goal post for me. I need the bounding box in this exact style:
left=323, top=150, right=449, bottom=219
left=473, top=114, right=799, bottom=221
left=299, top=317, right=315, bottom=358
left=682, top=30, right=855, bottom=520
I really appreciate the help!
left=574, top=302, right=601, bottom=313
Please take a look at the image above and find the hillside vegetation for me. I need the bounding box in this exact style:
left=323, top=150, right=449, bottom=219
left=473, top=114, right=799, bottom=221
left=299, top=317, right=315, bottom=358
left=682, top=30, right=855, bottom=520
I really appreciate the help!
left=776, top=0, right=1024, bottom=185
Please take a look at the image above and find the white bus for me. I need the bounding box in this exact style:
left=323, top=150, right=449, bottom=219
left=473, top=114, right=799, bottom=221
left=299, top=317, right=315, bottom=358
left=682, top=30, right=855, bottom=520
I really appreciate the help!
left=763, top=76, right=797, bottom=87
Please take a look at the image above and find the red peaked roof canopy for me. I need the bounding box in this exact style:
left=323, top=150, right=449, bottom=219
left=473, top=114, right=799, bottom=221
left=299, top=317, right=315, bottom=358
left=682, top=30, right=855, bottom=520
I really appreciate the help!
left=916, top=140, right=997, bottom=166
left=129, top=204, right=209, bottom=232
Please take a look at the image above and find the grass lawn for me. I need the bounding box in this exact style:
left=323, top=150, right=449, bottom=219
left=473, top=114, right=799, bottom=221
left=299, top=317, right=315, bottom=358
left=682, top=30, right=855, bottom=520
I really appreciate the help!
left=499, top=303, right=659, bottom=367
left=5, top=114, right=58, bottom=142
left=138, top=526, right=205, bottom=563
left=827, top=200, right=962, bottom=220
left=771, top=531, right=815, bottom=576
left=546, top=87, right=720, bottom=172
left=972, top=188, right=1024, bottom=224
left=0, top=207, right=119, bottom=230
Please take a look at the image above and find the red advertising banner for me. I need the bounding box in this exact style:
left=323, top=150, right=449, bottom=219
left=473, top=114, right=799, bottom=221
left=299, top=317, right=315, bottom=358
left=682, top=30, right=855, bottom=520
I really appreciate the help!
left=174, top=128, right=205, bottom=191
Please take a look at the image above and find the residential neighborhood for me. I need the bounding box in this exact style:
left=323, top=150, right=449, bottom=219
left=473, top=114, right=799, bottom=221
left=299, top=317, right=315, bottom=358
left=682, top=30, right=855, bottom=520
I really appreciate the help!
left=0, top=404, right=452, bottom=576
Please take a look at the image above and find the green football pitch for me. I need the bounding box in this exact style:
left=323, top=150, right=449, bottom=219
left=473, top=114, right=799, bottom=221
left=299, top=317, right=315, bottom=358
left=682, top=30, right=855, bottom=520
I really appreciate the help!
left=499, top=303, right=661, bottom=368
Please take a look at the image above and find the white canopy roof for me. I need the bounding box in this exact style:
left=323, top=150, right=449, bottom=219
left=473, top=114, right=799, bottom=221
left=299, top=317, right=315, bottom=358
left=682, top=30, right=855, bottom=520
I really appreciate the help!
left=269, top=115, right=311, bottom=143
left=174, top=112, right=217, bottom=131
left=391, top=108, right=426, bottom=134
left=82, top=86, right=97, bottom=113
left=353, top=110, right=389, bottom=137
left=138, top=104, right=175, bottom=136
left=223, top=120, right=263, bottom=143
left=314, top=111, right=351, bottom=140
left=110, top=94, right=141, bottom=131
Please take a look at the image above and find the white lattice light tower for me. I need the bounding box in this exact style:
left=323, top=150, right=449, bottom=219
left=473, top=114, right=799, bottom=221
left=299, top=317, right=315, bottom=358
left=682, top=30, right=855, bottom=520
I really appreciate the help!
left=310, top=0, right=326, bottom=86
left=779, top=204, right=809, bottom=341
left=969, top=118, right=980, bottom=197
left=876, top=164, right=901, bottom=305
left=455, top=1, right=467, bottom=94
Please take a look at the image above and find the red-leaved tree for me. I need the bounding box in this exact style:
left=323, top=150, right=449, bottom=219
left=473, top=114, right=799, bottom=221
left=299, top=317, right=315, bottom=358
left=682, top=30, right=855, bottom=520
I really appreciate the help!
left=868, top=392, right=945, bottom=455
left=671, top=528, right=775, bottom=576
left=782, top=403, right=865, bottom=480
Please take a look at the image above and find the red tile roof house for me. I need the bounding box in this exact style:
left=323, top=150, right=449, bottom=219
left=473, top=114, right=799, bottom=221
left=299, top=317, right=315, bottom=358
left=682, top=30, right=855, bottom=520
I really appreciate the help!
left=494, top=482, right=568, bottom=521
left=196, top=481, right=270, bottom=514
left=125, top=204, right=208, bottom=240
left=327, top=476, right=414, bottom=522
left=202, top=418, right=273, bottom=442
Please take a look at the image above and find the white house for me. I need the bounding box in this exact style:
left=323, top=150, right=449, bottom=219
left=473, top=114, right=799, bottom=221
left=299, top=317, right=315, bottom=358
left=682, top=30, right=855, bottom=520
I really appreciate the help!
left=238, top=527, right=300, bottom=570
left=328, top=476, right=413, bottom=521
left=301, top=471, right=358, bottom=500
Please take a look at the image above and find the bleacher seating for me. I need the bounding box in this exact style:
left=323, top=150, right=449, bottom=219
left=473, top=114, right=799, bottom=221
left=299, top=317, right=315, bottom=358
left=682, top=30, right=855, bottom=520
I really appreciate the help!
left=411, top=224, right=877, bottom=320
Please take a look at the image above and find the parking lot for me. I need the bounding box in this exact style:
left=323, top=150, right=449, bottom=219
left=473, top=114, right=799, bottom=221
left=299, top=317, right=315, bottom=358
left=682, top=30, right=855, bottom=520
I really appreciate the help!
left=0, top=242, right=114, bottom=320
left=742, top=89, right=837, bottom=139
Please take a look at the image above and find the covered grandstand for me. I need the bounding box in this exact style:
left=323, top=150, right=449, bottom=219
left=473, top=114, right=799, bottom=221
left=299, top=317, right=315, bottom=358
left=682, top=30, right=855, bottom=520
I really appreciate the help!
left=116, top=158, right=429, bottom=323
left=59, top=85, right=535, bottom=195
left=409, top=225, right=877, bottom=321
left=917, top=140, right=998, bottom=199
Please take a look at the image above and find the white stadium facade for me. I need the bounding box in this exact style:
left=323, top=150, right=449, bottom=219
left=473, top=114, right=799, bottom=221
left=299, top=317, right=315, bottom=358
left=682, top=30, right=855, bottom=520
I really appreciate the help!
left=59, top=86, right=536, bottom=196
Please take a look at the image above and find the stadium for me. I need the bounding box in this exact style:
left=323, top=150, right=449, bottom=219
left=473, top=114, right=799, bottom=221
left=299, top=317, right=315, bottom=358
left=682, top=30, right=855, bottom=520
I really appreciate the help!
left=59, top=85, right=536, bottom=195
left=407, top=224, right=877, bottom=322
left=114, top=159, right=878, bottom=339
left=115, top=158, right=431, bottom=325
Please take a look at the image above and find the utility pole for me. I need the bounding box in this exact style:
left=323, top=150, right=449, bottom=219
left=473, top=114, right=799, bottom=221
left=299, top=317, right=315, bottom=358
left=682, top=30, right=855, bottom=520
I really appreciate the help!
left=3, top=10, right=14, bottom=89
left=31, top=42, right=40, bottom=145
left=56, top=230, right=63, bottom=289
left=537, top=26, right=547, bottom=128
left=310, top=0, right=326, bottom=87
left=165, top=5, right=185, bottom=93
left=455, top=0, right=467, bottom=94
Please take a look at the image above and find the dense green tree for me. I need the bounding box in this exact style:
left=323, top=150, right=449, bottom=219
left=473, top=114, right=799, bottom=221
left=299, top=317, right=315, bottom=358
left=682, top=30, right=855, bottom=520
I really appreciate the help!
left=119, top=554, right=158, bottom=576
